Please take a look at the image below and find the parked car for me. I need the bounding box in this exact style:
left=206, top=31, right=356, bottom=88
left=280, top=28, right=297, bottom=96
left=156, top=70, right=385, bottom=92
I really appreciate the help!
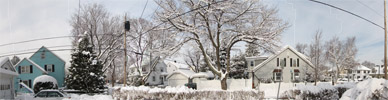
left=34, top=90, right=71, bottom=100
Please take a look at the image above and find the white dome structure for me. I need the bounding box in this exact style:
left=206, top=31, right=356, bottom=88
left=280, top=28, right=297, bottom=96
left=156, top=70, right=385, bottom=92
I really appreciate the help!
left=33, top=75, right=58, bottom=86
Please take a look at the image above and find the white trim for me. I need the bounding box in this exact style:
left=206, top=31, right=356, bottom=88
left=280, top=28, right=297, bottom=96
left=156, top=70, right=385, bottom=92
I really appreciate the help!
left=19, top=82, right=34, bottom=93
left=15, top=58, right=48, bottom=74
left=253, top=45, right=315, bottom=72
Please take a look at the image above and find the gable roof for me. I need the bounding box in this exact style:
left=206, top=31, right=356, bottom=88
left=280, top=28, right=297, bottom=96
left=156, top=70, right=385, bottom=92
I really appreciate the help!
left=253, top=45, right=315, bottom=72
left=353, top=65, right=371, bottom=71
left=29, top=46, right=66, bottom=63
left=0, top=57, right=18, bottom=76
left=14, top=58, right=48, bottom=74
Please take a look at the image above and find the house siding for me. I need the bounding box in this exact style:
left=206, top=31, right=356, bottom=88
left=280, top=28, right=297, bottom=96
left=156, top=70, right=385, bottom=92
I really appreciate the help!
left=13, top=59, right=45, bottom=93
left=29, top=47, right=66, bottom=87
left=253, top=47, right=314, bottom=84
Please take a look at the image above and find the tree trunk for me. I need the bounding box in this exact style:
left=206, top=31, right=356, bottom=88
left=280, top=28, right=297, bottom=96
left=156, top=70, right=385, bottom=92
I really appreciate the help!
left=221, top=78, right=227, bottom=90
left=111, top=62, right=116, bottom=87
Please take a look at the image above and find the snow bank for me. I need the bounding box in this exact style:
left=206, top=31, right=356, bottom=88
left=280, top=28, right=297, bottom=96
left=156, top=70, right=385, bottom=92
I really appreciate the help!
left=113, top=86, right=263, bottom=100
left=33, top=75, right=58, bottom=86
left=63, top=94, right=112, bottom=100
left=340, top=78, right=388, bottom=100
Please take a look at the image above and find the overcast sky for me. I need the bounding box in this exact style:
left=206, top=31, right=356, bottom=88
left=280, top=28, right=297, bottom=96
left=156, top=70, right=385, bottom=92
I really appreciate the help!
left=0, top=0, right=386, bottom=66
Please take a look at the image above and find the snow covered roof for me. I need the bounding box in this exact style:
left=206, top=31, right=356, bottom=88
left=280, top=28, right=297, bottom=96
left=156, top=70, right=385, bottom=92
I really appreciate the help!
left=0, top=57, right=8, bottom=66
left=33, top=75, right=58, bottom=86
left=167, top=69, right=214, bottom=79
left=15, top=58, right=48, bottom=74
left=0, top=57, right=18, bottom=76
left=253, top=45, right=315, bottom=72
left=164, top=60, right=190, bottom=69
left=353, top=65, right=371, bottom=71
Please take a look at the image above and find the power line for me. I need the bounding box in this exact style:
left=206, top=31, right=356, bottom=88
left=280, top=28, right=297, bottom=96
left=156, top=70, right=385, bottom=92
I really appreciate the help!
left=0, top=45, right=72, bottom=55
left=0, top=36, right=73, bottom=47
left=0, top=33, right=122, bottom=48
left=356, top=0, right=383, bottom=17
left=0, top=0, right=225, bottom=57
left=310, top=0, right=384, bottom=29
left=139, top=0, right=149, bottom=19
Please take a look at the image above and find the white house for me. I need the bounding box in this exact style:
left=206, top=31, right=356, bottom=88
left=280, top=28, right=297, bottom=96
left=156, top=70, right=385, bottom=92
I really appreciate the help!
left=370, top=65, right=385, bottom=78
left=128, top=58, right=168, bottom=86
left=0, top=57, right=18, bottom=99
left=252, top=45, right=315, bottom=84
left=245, top=56, right=268, bottom=71
left=165, top=61, right=214, bottom=87
left=349, top=65, right=371, bottom=81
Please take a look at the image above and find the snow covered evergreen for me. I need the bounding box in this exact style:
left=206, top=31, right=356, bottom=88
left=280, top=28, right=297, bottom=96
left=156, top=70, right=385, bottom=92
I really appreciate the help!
left=65, top=33, right=105, bottom=93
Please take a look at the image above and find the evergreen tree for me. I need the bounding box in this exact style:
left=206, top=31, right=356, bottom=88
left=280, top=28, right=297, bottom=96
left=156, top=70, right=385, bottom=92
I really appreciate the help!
left=65, top=35, right=105, bottom=93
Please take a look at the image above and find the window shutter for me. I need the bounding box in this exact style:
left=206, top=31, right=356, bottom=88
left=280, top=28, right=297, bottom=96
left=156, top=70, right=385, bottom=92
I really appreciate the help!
left=28, top=80, right=31, bottom=88
left=18, top=66, right=21, bottom=74
left=30, top=65, right=33, bottom=73
left=52, top=65, right=55, bottom=72
left=19, top=80, right=22, bottom=88
left=44, top=65, right=47, bottom=71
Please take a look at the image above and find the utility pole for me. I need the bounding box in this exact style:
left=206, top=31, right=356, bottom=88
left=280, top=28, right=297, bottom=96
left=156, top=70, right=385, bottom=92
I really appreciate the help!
left=124, top=14, right=130, bottom=86
left=384, top=0, right=387, bottom=80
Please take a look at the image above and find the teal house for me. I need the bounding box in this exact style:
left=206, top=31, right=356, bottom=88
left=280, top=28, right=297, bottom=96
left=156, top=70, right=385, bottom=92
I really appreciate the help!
left=14, top=46, right=66, bottom=93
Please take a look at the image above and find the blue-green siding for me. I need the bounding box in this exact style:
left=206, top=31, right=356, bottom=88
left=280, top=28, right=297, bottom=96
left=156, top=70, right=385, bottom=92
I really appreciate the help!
left=29, top=47, right=66, bottom=87
left=13, top=59, right=45, bottom=93
left=14, top=46, right=66, bottom=93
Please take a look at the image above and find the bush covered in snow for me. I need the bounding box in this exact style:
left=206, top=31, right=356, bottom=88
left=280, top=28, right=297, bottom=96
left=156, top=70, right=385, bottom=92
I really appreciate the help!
left=113, top=86, right=263, bottom=100
left=33, top=82, right=58, bottom=93
left=288, top=83, right=356, bottom=100
left=341, top=78, right=388, bottom=100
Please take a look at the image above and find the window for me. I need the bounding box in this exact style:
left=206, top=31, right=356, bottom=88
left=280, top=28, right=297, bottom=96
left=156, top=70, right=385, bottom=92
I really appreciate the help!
left=161, top=68, right=163, bottom=72
left=22, top=80, right=30, bottom=88
left=160, top=76, right=163, bottom=82
left=290, top=58, right=293, bottom=67
left=36, top=92, right=47, bottom=97
left=41, top=50, right=46, bottom=59
left=250, top=61, right=254, bottom=67
left=284, top=58, right=286, bottom=67
left=297, top=59, right=299, bottom=67
left=21, top=66, right=31, bottom=73
left=275, top=72, right=282, bottom=81
left=152, top=76, right=155, bottom=82
left=357, top=71, right=360, bottom=73
left=363, top=76, right=366, bottom=79
left=294, top=72, right=299, bottom=78
left=47, top=92, right=62, bottom=97
left=45, top=64, right=54, bottom=72
left=277, top=58, right=279, bottom=67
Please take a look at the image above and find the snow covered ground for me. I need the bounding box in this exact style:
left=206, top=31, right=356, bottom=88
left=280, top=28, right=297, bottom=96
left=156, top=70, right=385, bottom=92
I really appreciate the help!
left=14, top=93, right=112, bottom=100
left=341, top=78, right=388, bottom=100
left=258, top=82, right=327, bottom=98
left=63, top=94, right=112, bottom=100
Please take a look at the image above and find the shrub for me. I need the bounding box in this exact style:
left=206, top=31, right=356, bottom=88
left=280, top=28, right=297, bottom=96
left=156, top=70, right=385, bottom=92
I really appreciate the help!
left=33, top=82, right=58, bottom=93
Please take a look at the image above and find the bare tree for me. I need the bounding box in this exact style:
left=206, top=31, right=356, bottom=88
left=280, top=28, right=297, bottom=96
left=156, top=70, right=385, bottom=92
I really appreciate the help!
left=126, top=18, right=183, bottom=85
left=309, top=30, right=325, bottom=86
left=70, top=3, right=123, bottom=87
left=155, top=0, right=288, bottom=90
left=296, top=43, right=308, bottom=55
